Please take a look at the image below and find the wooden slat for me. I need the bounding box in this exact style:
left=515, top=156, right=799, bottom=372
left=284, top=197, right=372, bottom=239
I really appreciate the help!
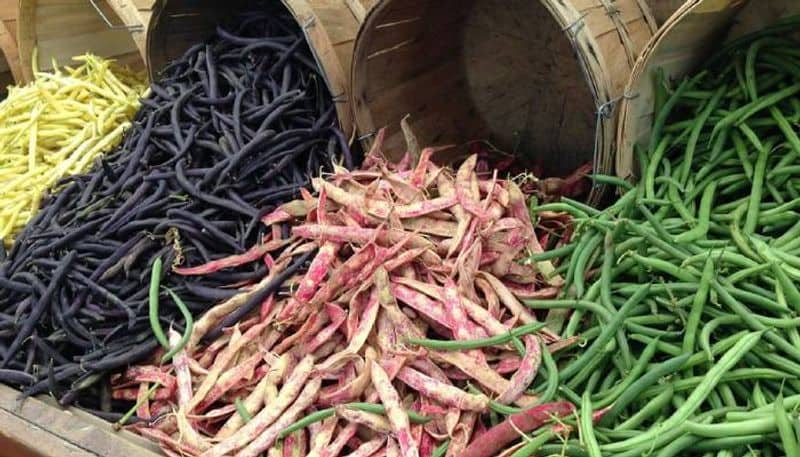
left=0, top=385, right=162, bottom=457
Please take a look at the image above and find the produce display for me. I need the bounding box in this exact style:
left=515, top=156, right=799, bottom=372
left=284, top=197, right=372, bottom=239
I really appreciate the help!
left=0, top=54, right=145, bottom=245
left=0, top=3, right=798, bottom=457
left=0, top=8, right=350, bottom=409
left=113, top=132, right=571, bottom=456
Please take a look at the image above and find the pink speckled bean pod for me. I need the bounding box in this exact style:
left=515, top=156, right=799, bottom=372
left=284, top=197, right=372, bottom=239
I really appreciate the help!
left=320, top=422, right=358, bottom=457
left=234, top=376, right=322, bottom=457
left=216, top=354, right=289, bottom=438
left=397, top=367, right=487, bottom=412
left=202, top=356, right=315, bottom=457
left=334, top=405, right=392, bottom=433
left=342, top=437, right=386, bottom=457
left=446, top=411, right=477, bottom=457
left=495, top=335, right=542, bottom=405
left=371, top=360, right=419, bottom=457
left=174, top=236, right=288, bottom=276
left=195, top=351, right=262, bottom=412
left=307, top=416, right=337, bottom=456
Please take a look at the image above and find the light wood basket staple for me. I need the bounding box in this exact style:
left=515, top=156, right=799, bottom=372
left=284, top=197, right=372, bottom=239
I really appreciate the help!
left=616, top=0, right=800, bottom=179
left=146, top=0, right=365, bottom=139
left=17, top=0, right=145, bottom=83
left=0, top=0, right=21, bottom=96
left=350, top=0, right=656, bottom=203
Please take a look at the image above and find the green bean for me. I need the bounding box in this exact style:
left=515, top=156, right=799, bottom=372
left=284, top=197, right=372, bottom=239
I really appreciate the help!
left=558, top=384, right=582, bottom=405
left=700, top=316, right=742, bottom=361
left=681, top=86, right=727, bottom=185
left=726, top=282, right=790, bottom=315
left=714, top=82, right=800, bottom=134
left=346, top=402, right=431, bottom=423
left=668, top=179, right=697, bottom=223
left=601, top=227, right=633, bottom=369
left=235, top=397, right=252, bottom=423
left=160, top=288, right=194, bottom=363
left=654, top=433, right=699, bottom=457
left=560, top=285, right=650, bottom=383
left=689, top=434, right=776, bottom=453
left=651, top=74, right=702, bottom=156
left=561, top=197, right=603, bottom=217
left=686, top=416, right=776, bottom=438
left=646, top=135, right=674, bottom=200
left=616, top=385, right=674, bottom=431
left=113, top=382, right=160, bottom=430
left=751, top=382, right=768, bottom=408
left=597, top=367, right=620, bottom=393
left=568, top=350, right=613, bottom=391
left=629, top=253, right=698, bottom=282
left=640, top=368, right=792, bottom=398
left=581, top=392, right=602, bottom=457
left=602, top=353, right=690, bottom=425
left=626, top=221, right=689, bottom=261
left=532, top=203, right=589, bottom=219
left=531, top=344, right=558, bottom=404
left=148, top=257, right=169, bottom=350
left=406, top=322, right=545, bottom=351
left=279, top=402, right=431, bottom=438
left=625, top=322, right=681, bottom=339
left=713, top=284, right=800, bottom=362
left=746, top=39, right=771, bottom=100
left=718, top=383, right=738, bottom=408
left=431, top=440, right=449, bottom=457
left=591, top=174, right=633, bottom=190
left=593, top=336, right=661, bottom=408
left=572, top=232, right=603, bottom=298
left=683, top=257, right=714, bottom=370
left=601, top=331, right=764, bottom=453
left=509, top=431, right=557, bottom=457
left=524, top=299, right=611, bottom=322
left=770, top=262, right=800, bottom=314
left=682, top=249, right=758, bottom=270
left=655, top=175, right=686, bottom=192
left=538, top=443, right=589, bottom=457
left=627, top=314, right=679, bottom=326
left=775, top=394, right=800, bottom=455
left=522, top=243, right=575, bottom=262
left=728, top=263, right=769, bottom=284
left=731, top=130, right=755, bottom=179
left=745, top=141, right=770, bottom=234
left=675, top=178, right=717, bottom=243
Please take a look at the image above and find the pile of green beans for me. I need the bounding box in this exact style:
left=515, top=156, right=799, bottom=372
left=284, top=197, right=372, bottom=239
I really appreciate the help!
left=522, top=16, right=800, bottom=457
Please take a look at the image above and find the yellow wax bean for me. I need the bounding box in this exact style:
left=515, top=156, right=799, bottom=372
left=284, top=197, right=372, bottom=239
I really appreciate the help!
left=0, top=53, right=146, bottom=246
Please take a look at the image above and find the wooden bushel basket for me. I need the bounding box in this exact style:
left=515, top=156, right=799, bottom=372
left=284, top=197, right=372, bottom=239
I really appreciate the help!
left=0, top=0, right=22, bottom=95
left=146, top=0, right=363, bottom=138
left=17, top=0, right=145, bottom=83
left=616, top=0, right=800, bottom=179
left=350, top=0, right=656, bottom=203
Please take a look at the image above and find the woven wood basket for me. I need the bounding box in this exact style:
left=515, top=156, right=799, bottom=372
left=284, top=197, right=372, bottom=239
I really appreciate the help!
left=616, top=0, right=800, bottom=178
left=17, top=0, right=145, bottom=83
left=146, top=0, right=362, bottom=138
left=350, top=0, right=656, bottom=203
left=0, top=0, right=22, bottom=92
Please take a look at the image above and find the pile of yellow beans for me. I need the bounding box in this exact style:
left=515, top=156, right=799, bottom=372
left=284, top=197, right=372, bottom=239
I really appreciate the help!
left=0, top=54, right=146, bottom=246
